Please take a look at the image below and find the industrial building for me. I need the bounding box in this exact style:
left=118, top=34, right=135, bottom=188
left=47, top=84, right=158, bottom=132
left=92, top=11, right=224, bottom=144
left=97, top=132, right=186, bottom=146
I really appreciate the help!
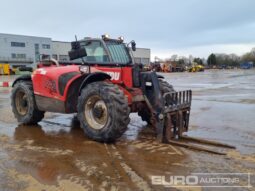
left=0, top=33, right=52, bottom=68
left=0, top=33, right=151, bottom=71
left=51, top=41, right=71, bottom=62
left=132, top=48, right=150, bottom=65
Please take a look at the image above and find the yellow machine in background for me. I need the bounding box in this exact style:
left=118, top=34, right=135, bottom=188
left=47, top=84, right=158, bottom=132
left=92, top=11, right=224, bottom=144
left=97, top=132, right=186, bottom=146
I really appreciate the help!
left=188, top=63, right=205, bottom=72
left=0, top=63, right=10, bottom=75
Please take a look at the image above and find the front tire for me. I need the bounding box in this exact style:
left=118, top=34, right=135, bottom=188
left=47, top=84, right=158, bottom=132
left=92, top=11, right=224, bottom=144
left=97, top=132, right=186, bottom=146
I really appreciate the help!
left=77, top=81, right=130, bottom=142
left=11, top=81, right=45, bottom=125
left=138, top=79, right=175, bottom=125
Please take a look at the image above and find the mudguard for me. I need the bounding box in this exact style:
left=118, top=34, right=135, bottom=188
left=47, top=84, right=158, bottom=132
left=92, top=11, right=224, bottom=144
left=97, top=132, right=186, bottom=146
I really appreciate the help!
left=157, top=74, right=164, bottom=79
left=79, top=72, right=111, bottom=94
left=12, top=74, right=32, bottom=87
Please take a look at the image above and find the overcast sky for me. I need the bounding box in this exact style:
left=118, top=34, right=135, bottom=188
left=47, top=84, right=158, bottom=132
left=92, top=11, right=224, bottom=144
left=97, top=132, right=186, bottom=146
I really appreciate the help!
left=1, top=0, right=255, bottom=59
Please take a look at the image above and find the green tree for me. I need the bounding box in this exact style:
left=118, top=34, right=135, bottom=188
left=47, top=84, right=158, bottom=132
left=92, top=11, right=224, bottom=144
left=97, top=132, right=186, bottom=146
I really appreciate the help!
left=207, top=54, right=216, bottom=66
left=193, top=57, right=203, bottom=65
left=241, top=52, right=255, bottom=63
left=177, top=59, right=185, bottom=66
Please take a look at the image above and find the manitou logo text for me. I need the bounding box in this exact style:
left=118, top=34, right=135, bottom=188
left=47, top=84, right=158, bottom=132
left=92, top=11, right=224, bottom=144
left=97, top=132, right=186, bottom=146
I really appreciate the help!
left=106, top=72, right=121, bottom=80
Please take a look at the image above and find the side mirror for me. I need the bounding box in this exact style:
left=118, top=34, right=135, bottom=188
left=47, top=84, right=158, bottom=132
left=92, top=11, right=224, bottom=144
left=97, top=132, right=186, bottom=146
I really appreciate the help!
left=68, top=41, right=87, bottom=60
left=131, top=41, right=136, bottom=51
left=71, top=41, right=81, bottom=50
left=68, top=48, right=87, bottom=60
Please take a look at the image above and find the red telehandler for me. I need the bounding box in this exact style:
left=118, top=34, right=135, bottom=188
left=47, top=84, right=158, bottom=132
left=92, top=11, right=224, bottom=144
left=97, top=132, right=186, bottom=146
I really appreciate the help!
left=11, top=35, right=234, bottom=154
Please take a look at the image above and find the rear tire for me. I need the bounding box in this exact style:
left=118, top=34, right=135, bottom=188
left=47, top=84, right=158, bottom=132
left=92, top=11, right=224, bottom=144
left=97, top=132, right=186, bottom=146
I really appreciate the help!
left=138, top=79, right=175, bottom=125
left=77, top=81, right=130, bottom=142
left=11, top=81, right=45, bottom=125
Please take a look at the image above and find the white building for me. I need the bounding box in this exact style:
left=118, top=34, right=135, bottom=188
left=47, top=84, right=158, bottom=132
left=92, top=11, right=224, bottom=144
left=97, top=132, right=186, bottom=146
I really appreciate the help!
left=132, top=48, right=151, bottom=65
left=52, top=41, right=71, bottom=62
left=0, top=33, right=52, bottom=68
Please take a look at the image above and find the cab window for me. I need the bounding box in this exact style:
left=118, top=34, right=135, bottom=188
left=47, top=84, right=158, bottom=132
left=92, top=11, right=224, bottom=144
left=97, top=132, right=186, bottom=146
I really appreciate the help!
left=105, top=41, right=131, bottom=64
left=80, top=41, right=109, bottom=62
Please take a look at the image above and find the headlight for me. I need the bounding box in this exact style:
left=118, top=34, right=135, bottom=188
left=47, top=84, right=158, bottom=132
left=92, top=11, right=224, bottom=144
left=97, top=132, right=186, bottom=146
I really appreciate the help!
left=80, top=66, right=89, bottom=73
left=102, top=34, right=110, bottom=39
left=118, top=36, right=124, bottom=42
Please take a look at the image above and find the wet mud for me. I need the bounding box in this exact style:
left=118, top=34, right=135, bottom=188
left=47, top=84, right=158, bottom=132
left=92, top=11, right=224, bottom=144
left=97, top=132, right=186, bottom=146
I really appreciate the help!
left=0, top=69, right=254, bottom=190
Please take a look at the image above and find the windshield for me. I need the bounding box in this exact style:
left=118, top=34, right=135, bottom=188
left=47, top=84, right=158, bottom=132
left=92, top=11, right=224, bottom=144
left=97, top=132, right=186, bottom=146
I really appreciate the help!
left=105, top=41, right=131, bottom=64
left=80, top=41, right=110, bottom=62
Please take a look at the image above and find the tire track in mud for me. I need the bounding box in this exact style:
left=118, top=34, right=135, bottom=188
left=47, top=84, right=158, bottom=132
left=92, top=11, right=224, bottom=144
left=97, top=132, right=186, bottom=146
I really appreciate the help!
left=73, top=158, right=120, bottom=191
left=126, top=122, right=184, bottom=156
left=104, top=143, right=153, bottom=191
left=118, top=139, right=183, bottom=156
left=104, top=143, right=122, bottom=182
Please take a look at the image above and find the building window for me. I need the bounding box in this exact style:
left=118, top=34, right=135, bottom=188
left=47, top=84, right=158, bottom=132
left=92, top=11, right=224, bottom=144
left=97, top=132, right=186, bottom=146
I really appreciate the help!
left=42, top=44, right=51, bottom=49
left=11, top=53, right=26, bottom=59
left=134, top=57, right=141, bottom=64
left=41, top=54, right=50, bottom=60
left=34, top=44, right=40, bottom=61
left=141, top=58, right=150, bottom=65
left=59, top=55, right=69, bottom=61
left=11, top=42, right=25, bottom=47
left=52, top=54, right=58, bottom=60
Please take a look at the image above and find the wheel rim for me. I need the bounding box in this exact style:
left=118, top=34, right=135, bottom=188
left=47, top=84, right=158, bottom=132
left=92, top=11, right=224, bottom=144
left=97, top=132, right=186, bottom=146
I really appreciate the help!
left=15, top=89, right=29, bottom=116
left=84, top=95, right=108, bottom=130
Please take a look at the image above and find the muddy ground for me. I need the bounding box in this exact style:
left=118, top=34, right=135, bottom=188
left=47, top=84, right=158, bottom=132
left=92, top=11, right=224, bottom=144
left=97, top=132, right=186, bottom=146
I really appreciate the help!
left=0, top=69, right=254, bottom=191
